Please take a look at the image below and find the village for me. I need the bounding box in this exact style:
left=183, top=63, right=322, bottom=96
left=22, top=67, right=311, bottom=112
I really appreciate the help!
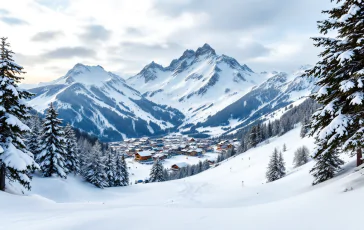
left=108, top=134, right=240, bottom=183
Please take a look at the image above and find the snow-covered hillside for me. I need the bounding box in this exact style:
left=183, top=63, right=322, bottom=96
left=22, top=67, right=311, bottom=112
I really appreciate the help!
left=1, top=127, right=362, bottom=230
left=127, top=44, right=317, bottom=136
left=190, top=66, right=318, bottom=136
left=27, top=64, right=184, bottom=141
left=25, top=46, right=317, bottom=141
left=127, top=44, right=266, bottom=125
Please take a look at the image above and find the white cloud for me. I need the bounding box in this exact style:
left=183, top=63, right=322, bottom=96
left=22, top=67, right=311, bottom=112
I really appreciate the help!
left=0, top=0, right=334, bottom=83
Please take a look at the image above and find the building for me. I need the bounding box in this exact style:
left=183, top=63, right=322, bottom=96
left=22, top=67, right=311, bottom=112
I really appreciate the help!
left=152, top=153, right=167, bottom=161
left=135, top=150, right=154, bottom=161
left=171, top=162, right=189, bottom=171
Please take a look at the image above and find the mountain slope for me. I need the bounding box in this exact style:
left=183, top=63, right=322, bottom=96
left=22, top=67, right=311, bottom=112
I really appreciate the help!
left=28, top=64, right=184, bottom=141
left=127, top=44, right=266, bottom=125
left=1, top=127, right=361, bottom=230
left=189, top=66, right=318, bottom=136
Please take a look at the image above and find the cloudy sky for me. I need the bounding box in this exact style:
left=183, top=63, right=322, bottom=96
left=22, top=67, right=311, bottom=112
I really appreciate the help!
left=1, top=0, right=333, bottom=83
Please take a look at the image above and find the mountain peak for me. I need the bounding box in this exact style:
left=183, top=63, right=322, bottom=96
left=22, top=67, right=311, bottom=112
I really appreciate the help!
left=59, top=63, right=119, bottom=86
left=195, top=43, right=216, bottom=56
left=181, top=49, right=195, bottom=59
left=145, top=61, right=164, bottom=70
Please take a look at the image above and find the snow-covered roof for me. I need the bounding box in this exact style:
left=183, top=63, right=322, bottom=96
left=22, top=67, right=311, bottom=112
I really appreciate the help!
left=172, top=162, right=189, bottom=168
left=136, top=150, right=155, bottom=157
left=153, top=153, right=167, bottom=158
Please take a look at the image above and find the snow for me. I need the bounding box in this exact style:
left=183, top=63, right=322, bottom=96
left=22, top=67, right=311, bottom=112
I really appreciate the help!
left=28, top=64, right=176, bottom=139
left=338, top=4, right=360, bottom=23
left=0, top=143, right=35, bottom=172
left=127, top=46, right=263, bottom=126
left=136, top=150, right=154, bottom=157
left=337, top=50, right=354, bottom=64
left=1, top=127, right=363, bottom=230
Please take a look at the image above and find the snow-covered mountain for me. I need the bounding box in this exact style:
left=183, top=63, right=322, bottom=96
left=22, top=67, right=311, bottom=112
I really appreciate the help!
left=188, top=66, right=318, bottom=136
left=27, top=64, right=184, bottom=141
left=127, top=43, right=266, bottom=126
left=27, top=45, right=317, bottom=141
left=127, top=44, right=317, bottom=137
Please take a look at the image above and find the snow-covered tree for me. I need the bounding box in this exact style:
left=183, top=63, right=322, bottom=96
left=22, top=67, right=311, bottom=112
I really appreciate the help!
left=163, top=169, right=170, bottom=181
left=26, top=115, right=42, bottom=164
left=114, top=154, right=129, bottom=186
left=78, top=137, right=92, bottom=176
left=64, top=124, right=79, bottom=174
left=84, top=141, right=107, bottom=188
left=149, top=158, right=166, bottom=182
left=104, top=149, right=116, bottom=187
left=0, top=37, right=37, bottom=191
left=278, top=152, right=286, bottom=178
left=300, top=118, right=310, bottom=138
left=197, top=161, right=203, bottom=173
left=202, top=159, right=210, bottom=171
left=248, top=126, right=259, bottom=148
left=37, top=103, right=67, bottom=178
left=310, top=151, right=344, bottom=185
left=306, top=0, right=364, bottom=172
left=282, top=143, right=287, bottom=152
left=293, top=146, right=310, bottom=168
left=266, top=148, right=281, bottom=182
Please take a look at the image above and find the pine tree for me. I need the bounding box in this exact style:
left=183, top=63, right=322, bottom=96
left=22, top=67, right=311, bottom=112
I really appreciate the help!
left=120, top=154, right=129, bottom=186
left=266, top=148, right=280, bottom=182
left=198, top=161, right=203, bottom=172
left=84, top=141, right=107, bottom=188
left=64, top=124, right=79, bottom=174
left=0, top=37, right=37, bottom=191
left=149, top=158, right=165, bottom=182
left=293, top=146, right=310, bottom=168
left=187, top=165, right=196, bottom=176
left=300, top=119, right=310, bottom=138
left=306, top=0, right=364, bottom=172
left=27, top=116, right=42, bottom=164
left=78, top=137, right=92, bottom=176
left=310, top=151, right=344, bottom=185
left=114, top=154, right=129, bottom=186
left=163, top=169, right=170, bottom=181
left=104, top=149, right=116, bottom=187
left=202, top=159, right=210, bottom=171
left=282, top=143, right=287, bottom=152
left=278, top=152, right=286, bottom=178
left=37, top=103, right=67, bottom=178
left=248, top=126, right=258, bottom=148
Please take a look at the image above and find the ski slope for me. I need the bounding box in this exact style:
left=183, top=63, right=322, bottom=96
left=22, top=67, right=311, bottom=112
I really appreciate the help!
left=1, top=127, right=362, bottom=230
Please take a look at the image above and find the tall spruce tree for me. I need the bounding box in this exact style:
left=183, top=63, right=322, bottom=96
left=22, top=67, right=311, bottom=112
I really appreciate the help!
left=27, top=116, right=42, bottom=164
left=78, top=137, right=92, bottom=176
left=84, top=141, right=107, bottom=188
left=310, top=151, right=344, bottom=185
left=114, top=154, right=129, bottom=186
left=278, top=152, right=286, bottom=178
left=293, top=146, right=310, bottom=168
left=306, top=0, right=364, bottom=179
left=37, top=103, right=67, bottom=178
left=248, top=126, right=258, bottom=148
left=149, top=158, right=166, bottom=182
left=64, top=124, right=79, bottom=174
left=0, top=37, right=37, bottom=191
left=104, top=149, right=116, bottom=187
left=266, top=148, right=281, bottom=182
left=202, top=159, right=210, bottom=171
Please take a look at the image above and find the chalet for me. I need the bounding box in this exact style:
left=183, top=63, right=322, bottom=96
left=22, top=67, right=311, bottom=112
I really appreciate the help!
left=135, top=150, right=154, bottom=161
left=187, top=148, right=204, bottom=156
left=171, top=162, right=189, bottom=171
left=152, top=153, right=167, bottom=161
left=189, top=138, right=196, bottom=142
